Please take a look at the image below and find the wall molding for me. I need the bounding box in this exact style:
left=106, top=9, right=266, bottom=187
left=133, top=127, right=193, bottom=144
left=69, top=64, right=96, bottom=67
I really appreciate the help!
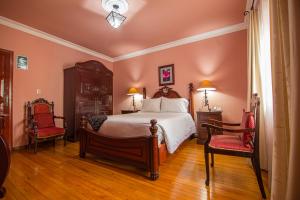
left=0, top=16, right=114, bottom=62
left=114, top=23, right=247, bottom=61
left=1, top=16, right=247, bottom=63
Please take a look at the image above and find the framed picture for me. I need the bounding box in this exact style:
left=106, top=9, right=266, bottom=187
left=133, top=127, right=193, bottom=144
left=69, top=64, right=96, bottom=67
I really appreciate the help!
left=158, top=64, right=175, bottom=86
left=17, top=55, right=28, bottom=70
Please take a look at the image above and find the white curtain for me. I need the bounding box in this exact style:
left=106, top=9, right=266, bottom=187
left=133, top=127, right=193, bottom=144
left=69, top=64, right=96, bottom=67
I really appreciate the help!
left=247, top=0, right=273, bottom=174
left=257, top=0, right=274, bottom=182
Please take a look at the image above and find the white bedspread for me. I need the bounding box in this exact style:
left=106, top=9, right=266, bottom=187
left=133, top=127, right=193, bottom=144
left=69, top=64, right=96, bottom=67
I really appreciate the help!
left=95, top=112, right=196, bottom=154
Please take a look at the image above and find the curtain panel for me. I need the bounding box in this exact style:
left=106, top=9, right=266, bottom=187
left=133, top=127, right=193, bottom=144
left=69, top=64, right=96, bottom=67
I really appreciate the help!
left=285, top=0, right=300, bottom=199
left=247, top=0, right=273, bottom=175
left=270, top=0, right=300, bottom=199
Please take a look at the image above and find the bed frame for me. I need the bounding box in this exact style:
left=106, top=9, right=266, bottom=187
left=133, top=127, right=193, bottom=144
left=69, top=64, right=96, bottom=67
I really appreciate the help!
left=79, top=83, right=194, bottom=180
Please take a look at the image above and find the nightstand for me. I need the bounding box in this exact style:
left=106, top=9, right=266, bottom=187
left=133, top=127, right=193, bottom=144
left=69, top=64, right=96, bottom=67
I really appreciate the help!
left=121, top=110, right=140, bottom=114
left=196, top=111, right=222, bottom=144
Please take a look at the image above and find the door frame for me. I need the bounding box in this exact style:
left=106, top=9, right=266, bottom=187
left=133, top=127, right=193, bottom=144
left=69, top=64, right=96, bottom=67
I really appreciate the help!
left=0, top=48, right=13, bottom=149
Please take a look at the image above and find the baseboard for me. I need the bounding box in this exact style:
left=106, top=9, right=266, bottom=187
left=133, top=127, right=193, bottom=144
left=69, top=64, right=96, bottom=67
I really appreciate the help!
left=12, top=138, right=66, bottom=151
left=12, top=145, right=27, bottom=151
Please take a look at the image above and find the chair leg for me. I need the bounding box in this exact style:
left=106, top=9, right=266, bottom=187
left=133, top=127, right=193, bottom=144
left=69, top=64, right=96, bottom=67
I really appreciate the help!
left=34, top=139, right=38, bottom=154
left=64, top=135, right=67, bottom=146
left=251, top=157, right=266, bottom=199
left=211, top=152, right=214, bottom=167
left=27, top=136, right=31, bottom=151
left=53, top=138, right=56, bottom=147
left=204, top=147, right=210, bottom=186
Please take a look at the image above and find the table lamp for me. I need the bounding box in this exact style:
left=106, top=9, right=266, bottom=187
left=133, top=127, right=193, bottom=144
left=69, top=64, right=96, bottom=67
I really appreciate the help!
left=127, top=87, right=139, bottom=111
left=197, top=80, right=216, bottom=112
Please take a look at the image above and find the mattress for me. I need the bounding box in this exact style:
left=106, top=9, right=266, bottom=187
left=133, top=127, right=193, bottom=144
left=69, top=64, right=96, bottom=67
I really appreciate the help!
left=89, top=112, right=196, bottom=154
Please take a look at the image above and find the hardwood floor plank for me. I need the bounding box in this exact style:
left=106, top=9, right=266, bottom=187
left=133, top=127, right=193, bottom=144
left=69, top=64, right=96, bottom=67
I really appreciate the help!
left=2, top=139, right=269, bottom=200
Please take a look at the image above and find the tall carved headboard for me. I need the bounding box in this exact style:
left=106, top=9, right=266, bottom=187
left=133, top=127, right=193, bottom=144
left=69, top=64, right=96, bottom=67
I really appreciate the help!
left=142, top=83, right=195, bottom=119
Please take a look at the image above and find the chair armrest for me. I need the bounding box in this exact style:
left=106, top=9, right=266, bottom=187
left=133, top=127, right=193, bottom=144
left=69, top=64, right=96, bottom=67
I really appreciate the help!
left=201, top=122, right=255, bottom=146
left=208, top=119, right=240, bottom=126
left=54, top=116, right=67, bottom=129
left=202, top=123, right=254, bottom=133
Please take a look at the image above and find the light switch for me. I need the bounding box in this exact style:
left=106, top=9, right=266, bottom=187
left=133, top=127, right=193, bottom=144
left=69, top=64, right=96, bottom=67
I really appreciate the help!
left=37, top=89, right=41, bottom=95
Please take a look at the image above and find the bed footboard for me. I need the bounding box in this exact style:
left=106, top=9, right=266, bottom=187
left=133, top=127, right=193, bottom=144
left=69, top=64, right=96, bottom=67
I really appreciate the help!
left=79, top=117, right=159, bottom=180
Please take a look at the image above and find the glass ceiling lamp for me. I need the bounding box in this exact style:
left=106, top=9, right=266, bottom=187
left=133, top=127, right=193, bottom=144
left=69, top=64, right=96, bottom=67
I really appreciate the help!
left=102, top=0, right=128, bottom=29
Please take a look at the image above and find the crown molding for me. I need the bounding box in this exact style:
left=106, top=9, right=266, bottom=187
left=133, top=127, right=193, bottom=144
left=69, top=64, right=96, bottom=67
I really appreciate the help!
left=0, top=16, right=114, bottom=62
left=113, top=22, right=247, bottom=61
left=1, top=16, right=247, bottom=63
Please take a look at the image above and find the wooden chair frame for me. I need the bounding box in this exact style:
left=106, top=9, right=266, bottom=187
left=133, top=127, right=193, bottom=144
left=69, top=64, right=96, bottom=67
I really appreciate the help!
left=202, top=94, right=266, bottom=199
left=26, top=98, right=67, bottom=153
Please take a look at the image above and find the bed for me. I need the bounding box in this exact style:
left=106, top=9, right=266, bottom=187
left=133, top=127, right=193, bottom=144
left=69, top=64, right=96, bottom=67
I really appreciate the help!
left=78, top=84, right=196, bottom=180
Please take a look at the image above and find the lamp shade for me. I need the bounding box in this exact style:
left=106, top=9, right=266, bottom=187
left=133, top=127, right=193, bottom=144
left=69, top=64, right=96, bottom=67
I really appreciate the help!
left=197, top=80, right=216, bottom=91
left=127, top=87, right=139, bottom=95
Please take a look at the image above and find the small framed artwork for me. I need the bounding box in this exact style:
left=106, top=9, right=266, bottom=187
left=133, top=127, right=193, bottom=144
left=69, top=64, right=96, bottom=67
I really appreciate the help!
left=158, top=64, right=175, bottom=86
left=17, top=55, right=28, bottom=70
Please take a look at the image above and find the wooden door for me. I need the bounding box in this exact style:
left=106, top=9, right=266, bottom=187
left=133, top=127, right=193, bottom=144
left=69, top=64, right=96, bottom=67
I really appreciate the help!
left=0, top=49, right=13, bottom=149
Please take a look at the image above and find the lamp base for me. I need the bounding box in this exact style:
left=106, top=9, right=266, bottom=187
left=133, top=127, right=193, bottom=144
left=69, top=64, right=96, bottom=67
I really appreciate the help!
left=204, top=90, right=211, bottom=112
left=132, top=95, right=136, bottom=111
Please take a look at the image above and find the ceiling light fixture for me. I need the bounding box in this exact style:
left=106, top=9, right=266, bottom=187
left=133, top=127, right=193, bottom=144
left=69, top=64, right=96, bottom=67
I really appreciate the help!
left=102, top=0, right=128, bottom=29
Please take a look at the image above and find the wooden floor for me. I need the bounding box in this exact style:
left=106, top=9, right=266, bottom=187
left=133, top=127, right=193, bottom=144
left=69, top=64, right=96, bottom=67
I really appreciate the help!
left=3, top=139, right=268, bottom=200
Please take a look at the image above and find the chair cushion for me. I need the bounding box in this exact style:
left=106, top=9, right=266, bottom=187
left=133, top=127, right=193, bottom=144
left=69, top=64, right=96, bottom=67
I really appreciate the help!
left=209, top=135, right=253, bottom=153
left=37, top=127, right=65, bottom=138
left=34, top=113, right=55, bottom=128
left=241, top=110, right=255, bottom=148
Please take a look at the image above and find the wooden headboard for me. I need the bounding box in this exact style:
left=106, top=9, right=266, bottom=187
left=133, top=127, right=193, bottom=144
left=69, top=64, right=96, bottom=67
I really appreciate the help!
left=142, top=83, right=195, bottom=119
left=152, top=86, right=182, bottom=98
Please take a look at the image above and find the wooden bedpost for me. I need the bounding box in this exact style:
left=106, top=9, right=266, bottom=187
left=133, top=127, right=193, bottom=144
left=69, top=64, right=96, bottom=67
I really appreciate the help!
left=79, top=116, right=88, bottom=158
left=143, top=87, right=147, bottom=99
left=80, top=116, right=88, bottom=128
left=149, top=119, right=159, bottom=180
left=189, top=83, right=195, bottom=119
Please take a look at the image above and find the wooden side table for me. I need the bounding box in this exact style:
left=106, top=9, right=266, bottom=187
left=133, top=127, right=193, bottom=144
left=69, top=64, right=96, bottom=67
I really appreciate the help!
left=121, top=110, right=140, bottom=114
left=196, top=111, right=222, bottom=144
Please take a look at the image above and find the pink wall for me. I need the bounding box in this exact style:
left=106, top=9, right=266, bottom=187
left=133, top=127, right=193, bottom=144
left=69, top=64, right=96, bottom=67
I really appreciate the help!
left=0, top=23, right=247, bottom=147
left=113, top=30, right=247, bottom=122
left=0, top=24, right=113, bottom=147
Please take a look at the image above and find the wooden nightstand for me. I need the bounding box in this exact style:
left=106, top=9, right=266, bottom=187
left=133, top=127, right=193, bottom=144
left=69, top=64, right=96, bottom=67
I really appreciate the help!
left=121, top=110, right=140, bottom=114
left=196, top=111, right=222, bottom=144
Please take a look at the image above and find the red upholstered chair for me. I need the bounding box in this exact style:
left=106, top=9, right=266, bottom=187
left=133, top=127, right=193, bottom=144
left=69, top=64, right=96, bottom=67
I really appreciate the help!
left=202, top=94, right=266, bottom=199
left=26, top=98, right=67, bottom=153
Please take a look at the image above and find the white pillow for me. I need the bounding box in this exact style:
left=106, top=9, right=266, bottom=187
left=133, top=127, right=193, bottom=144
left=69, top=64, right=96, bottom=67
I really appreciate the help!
left=161, top=97, right=189, bottom=113
left=141, top=98, right=161, bottom=112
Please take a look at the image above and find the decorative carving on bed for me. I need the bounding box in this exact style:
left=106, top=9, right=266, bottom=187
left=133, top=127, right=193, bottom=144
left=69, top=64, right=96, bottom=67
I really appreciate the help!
left=152, top=86, right=181, bottom=98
